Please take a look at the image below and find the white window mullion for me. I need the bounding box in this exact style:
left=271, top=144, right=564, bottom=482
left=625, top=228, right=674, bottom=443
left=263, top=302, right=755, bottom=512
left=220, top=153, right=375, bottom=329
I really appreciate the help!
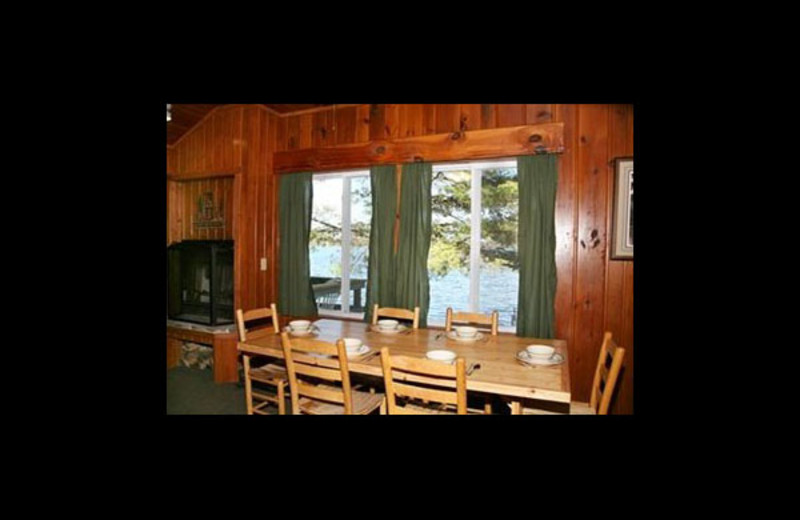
left=341, top=177, right=352, bottom=313
left=469, top=167, right=481, bottom=313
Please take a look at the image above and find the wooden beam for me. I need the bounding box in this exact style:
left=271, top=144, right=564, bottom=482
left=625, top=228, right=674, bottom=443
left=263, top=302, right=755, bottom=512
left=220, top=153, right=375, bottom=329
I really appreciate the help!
left=167, top=167, right=242, bottom=181
left=273, top=123, right=564, bottom=174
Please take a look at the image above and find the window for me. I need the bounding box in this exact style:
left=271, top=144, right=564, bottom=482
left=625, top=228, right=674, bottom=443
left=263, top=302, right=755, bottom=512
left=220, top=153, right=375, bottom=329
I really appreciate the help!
left=309, top=170, right=371, bottom=318
left=428, top=159, right=519, bottom=332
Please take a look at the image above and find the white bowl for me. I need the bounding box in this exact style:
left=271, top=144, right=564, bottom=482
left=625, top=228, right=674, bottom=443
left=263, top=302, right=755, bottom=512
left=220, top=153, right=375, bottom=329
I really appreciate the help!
left=454, top=326, right=478, bottom=338
left=526, top=345, right=555, bottom=359
left=426, top=349, right=456, bottom=363
left=377, top=319, right=399, bottom=330
left=289, top=320, right=311, bottom=331
left=343, top=338, right=363, bottom=353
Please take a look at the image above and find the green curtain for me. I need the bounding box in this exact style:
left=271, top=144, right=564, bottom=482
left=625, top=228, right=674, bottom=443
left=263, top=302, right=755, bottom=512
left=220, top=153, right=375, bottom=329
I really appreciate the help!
left=516, top=155, right=558, bottom=338
left=394, top=162, right=432, bottom=328
left=364, top=165, right=398, bottom=324
left=278, top=172, right=318, bottom=317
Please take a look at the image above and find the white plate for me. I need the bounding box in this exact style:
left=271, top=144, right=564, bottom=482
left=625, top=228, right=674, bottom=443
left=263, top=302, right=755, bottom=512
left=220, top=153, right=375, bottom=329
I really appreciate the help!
left=446, top=331, right=484, bottom=342
left=426, top=349, right=457, bottom=363
left=371, top=324, right=408, bottom=334
left=284, top=325, right=318, bottom=337
left=346, top=345, right=370, bottom=357
left=516, top=350, right=564, bottom=366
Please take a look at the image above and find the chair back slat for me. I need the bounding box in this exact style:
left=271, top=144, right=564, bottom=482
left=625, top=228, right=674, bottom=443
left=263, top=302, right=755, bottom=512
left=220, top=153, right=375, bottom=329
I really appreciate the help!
left=245, top=327, right=277, bottom=341
left=236, top=303, right=280, bottom=342
left=293, top=361, right=344, bottom=382
left=589, top=332, right=626, bottom=415
left=391, top=381, right=459, bottom=405
left=445, top=308, right=499, bottom=336
left=286, top=337, right=340, bottom=356
left=296, top=381, right=347, bottom=404
left=380, top=347, right=467, bottom=415
left=388, top=355, right=460, bottom=378
left=372, top=304, right=420, bottom=329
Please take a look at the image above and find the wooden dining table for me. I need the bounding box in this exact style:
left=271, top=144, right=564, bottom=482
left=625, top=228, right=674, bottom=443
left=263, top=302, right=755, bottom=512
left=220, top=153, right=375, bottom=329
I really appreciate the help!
left=237, top=318, right=571, bottom=413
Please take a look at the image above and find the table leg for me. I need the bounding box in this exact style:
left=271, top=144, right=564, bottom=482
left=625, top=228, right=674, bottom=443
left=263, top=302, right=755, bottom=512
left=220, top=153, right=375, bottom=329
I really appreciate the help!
left=511, top=401, right=522, bottom=415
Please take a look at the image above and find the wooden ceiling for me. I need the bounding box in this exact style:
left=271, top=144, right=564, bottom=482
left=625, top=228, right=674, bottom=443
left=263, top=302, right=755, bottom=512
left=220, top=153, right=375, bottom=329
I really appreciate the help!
left=167, top=104, right=331, bottom=145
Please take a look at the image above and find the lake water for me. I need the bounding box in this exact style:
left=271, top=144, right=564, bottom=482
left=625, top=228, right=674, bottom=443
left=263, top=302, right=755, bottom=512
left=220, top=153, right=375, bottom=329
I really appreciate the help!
left=310, top=245, right=518, bottom=327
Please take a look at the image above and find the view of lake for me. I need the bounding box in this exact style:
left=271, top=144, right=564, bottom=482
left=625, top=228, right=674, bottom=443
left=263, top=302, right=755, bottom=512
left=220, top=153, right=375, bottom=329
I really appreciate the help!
left=310, top=245, right=518, bottom=328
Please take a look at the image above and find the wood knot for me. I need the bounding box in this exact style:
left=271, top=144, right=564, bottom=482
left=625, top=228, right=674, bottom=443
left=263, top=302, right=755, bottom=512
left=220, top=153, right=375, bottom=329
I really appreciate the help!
left=451, top=131, right=462, bottom=140
left=413, top=156, right=424, bottom=162
left=375, top=146, right=386, bottom=155
left=529, top=134, right=542, bottom=143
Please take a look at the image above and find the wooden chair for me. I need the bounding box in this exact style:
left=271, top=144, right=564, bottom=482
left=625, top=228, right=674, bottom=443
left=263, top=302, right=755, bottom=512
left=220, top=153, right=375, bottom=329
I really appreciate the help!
left=513, top=332, right=626, bottom=415
left=380, top=347, right=480, bottom=415
left=445, top=307, right=499, bottom=413
left=372, top=304, right=420, bottom=329
left=281, top=332, right=384, bottom=415
left=445, top=307, right=499, bottom=336
left=236, top=304, right=288, bottom=415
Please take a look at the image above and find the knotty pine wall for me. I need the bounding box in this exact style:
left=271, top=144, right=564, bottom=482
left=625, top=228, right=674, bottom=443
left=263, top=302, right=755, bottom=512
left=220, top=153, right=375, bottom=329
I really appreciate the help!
left=166, top=103, right=634, bottom=414
left=167, top=105, right=279, bottom=315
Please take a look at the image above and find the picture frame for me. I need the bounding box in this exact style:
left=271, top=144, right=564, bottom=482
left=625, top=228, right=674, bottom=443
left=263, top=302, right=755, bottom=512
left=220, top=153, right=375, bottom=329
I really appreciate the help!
left=611, top=157, right=633, bottom=260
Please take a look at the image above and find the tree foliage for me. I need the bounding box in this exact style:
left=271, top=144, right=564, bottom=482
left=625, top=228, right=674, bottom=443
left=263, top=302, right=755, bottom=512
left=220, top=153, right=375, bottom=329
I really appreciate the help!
left=428, top=168, right=518, bottom=278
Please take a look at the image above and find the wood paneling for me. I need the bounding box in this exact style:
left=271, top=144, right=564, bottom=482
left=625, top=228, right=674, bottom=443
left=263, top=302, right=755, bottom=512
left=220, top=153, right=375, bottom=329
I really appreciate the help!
left=174, top=105, right=244, bottom=175
left=496, top=104, right=527, bottom=127
left=167, top=147, right=177, bottom=174
left=552, top=104, right=578, bottom=384
left=605, top=103, right=634, bottom=414
left=572, top=104, right=610, bottom=405
left=265, top=104, right=331, bottom=114
left=167, top=104, right=223, bottom=145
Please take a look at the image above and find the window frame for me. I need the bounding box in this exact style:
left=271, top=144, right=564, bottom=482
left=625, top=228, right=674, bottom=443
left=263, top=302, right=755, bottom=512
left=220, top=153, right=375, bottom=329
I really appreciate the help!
left=429, top=158, right=518, bottom=332
left=309, top=169, right=371, bottom=320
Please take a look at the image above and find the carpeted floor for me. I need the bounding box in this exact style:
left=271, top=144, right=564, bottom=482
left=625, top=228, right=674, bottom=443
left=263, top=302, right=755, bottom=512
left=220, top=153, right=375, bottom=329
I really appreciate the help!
left=166, top=366, right=249, bottom=415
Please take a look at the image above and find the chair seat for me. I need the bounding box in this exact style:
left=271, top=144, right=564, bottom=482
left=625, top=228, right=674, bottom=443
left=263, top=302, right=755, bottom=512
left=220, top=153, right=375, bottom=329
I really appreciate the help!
left=298, top=390, right=384, bottom=415
left=519, top=401, right=596, bottom=415
left=249, top=363, right=288, bottom=385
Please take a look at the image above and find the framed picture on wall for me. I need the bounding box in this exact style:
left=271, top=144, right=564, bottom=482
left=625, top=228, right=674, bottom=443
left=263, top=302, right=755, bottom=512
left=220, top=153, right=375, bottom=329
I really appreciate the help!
left=611, top=157, right=633, bottom=260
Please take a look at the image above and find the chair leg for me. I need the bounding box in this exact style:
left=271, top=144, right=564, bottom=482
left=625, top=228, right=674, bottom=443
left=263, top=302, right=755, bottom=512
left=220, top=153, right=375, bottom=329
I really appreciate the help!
left=243, top=355, right=254, bottom=415
left=510, top=401, right=522, bottom=415
left=380, top=397, right=387, bottom=415
left=484, top=402, right=493, bottom=414
left=277, top=381, right=286, bottom=415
